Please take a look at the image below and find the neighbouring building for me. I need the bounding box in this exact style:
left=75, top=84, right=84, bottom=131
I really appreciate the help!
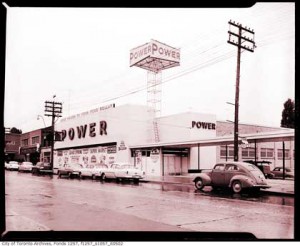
left=19, top=126, right=52, bottom=164
left=216, top=121, right=294, bottom=170
left=4, top=132, right=21, bottom=162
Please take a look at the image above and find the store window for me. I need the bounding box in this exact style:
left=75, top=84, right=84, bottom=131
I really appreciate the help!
left=131, top=150, right=150, bottom=157
left=32, top=136, right=40, bottom=145
left=220, top=146, right=234, bottom=158
left=261, top=148, right=274, bottom=159
left=278, top=149, right=290, bottom=159
left=21, top=139, right=29, bottom=146
left=242, top=147, right=255, bottom=159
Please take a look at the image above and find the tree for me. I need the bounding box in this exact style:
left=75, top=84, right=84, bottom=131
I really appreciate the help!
left=281, top=98, right=295, bottom=128
left=10, top=127, right=22, bottom=134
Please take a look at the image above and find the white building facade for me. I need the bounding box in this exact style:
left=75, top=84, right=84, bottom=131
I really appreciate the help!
left=53, top=104, right=294, bottom=176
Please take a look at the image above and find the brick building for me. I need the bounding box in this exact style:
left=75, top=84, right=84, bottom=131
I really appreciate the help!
left=19, top=126, right=52, bottom=164
left=4, top=133, right=21, bottom=162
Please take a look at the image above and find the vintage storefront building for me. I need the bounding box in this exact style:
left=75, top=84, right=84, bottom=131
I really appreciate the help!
left=19, top=126, right=52, bottom=164
left=53, top=104, right=294, bottom=176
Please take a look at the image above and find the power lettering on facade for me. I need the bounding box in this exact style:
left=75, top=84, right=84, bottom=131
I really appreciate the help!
left=61, top=121, right=107, bottom=141
left=192, top=121, right=216, bottom=130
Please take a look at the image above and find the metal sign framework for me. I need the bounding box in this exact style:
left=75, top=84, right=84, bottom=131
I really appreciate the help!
left=130, top=40, right=180, bottom=143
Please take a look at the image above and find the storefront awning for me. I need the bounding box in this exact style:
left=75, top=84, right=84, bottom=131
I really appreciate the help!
left=130, top=129, right=294, bottom=149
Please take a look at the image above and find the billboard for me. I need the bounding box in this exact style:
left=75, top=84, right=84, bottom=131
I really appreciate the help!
left=130, top=39, right=180, bottom=67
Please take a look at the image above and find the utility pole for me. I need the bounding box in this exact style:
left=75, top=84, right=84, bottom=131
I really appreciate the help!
left=44, top=98, right=62, bottom=170
left=227, top=20, right=256, bottom=161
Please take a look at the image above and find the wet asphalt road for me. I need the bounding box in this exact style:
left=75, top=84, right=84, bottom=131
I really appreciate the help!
left=4, top=171, right=294, bottom=239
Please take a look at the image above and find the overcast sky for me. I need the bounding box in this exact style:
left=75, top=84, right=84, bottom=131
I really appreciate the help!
left=4, top=3, right=295, bottom=133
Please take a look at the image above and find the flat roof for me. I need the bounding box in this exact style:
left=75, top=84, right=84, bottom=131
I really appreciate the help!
left=130, top=129, right=294, bottom=149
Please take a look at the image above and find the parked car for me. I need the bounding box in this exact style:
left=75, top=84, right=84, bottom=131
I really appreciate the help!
left=18, top=162, right=34, bottom=172
left=244, top=160, right=274, bottom=179
left=32, top=162, right=52, bottom=175
left=103, top=163, right=145, bottom=183
left=193, top=161, right=271, bottom=193
left=270, top=167, right=294, bottom=179
left=79, top=163, right=109, bottom=180
left=57, top=163, right=83, bottom=178
left=6, top=161, right=20, bottom=171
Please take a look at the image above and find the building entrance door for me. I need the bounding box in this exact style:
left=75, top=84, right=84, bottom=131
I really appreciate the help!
left=163, top=154, right=188, bottom=176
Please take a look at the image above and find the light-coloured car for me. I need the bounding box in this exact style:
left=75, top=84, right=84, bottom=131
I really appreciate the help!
left=6, top=161, right=19, bottom=171
left=104, top=163, right=145, bottom=183
left=79, top=163, right=109, bottom=180
left=18, top=162, right=34, bottom=172
left=193, top=161, right=271, bottom=193
left=5, top=162, right=9, bottom=169
left=77, top=164, right=95, bottom=179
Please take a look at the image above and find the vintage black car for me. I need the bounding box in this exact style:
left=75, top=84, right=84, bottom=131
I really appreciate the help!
left=32, top=162, right=52, bottom=174
left=193, top=161, right=271, bottom=193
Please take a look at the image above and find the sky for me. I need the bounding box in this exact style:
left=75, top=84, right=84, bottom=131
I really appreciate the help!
left=4, top=3, right=295, bottom=133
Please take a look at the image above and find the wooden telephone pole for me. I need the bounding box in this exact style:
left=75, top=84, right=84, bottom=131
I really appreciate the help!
left=44, top=98, right=62, bottom=170
left=227, top=20, right=256, bottom=161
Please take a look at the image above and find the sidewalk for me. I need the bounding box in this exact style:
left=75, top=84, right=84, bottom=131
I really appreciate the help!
left=142, top=175, right=294, bottom=196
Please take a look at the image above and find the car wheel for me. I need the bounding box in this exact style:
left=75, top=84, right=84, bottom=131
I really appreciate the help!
left=58, top=171, right=61, bottom=178
left=100, top=173, right=106, bottom=181
left=194, top=178, right=204, bottom=190
left=133, top=178, right=139, bottom=184
left=91, top=174, right=95, bottom=180
left=68, top=172, right=72, bottom=179
left=232, top=180, right=242, bottom=194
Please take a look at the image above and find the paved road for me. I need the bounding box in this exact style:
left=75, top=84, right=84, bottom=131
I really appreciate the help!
left=4, top=171, right=294, bottom=239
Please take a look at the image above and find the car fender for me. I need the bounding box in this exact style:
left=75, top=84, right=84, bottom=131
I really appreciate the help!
left=193, top=173, right=211, bottom=185
left=229, top=175, right=254, bottom=188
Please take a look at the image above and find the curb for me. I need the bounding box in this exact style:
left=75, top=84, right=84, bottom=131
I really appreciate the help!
left=141, top=179, right=294, bottom=197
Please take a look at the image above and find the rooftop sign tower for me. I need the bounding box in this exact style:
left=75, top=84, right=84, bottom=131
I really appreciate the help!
left=130, top=39, right=180, bottom=142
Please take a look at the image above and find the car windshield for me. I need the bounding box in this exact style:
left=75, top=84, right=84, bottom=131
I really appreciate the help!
left=72, top=164, right=83, bottom=168
left=213, top=164, right=225, bottom=170
left=86, top=165, right=95, bottom=169
left=9, top=161, right=18, bottom=164
left=246, top=164, right=264, bottom=176
left=246, top=164, right=261, bottom=171
left=111, top=164, right=120, bottom=169
left=23, top=162, right=32, bottom=165
left=120, top=165, right=135, bottom=169
left=95, top=164, right=108, bottom=169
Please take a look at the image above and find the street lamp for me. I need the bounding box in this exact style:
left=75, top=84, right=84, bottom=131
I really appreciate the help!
left=37, top=115, right=46, bottom=127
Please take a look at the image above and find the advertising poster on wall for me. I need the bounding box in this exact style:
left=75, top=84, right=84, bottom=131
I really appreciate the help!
left=135, top=150, right=142, bottom=170
left=54, top=145, right=117, bottom=168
